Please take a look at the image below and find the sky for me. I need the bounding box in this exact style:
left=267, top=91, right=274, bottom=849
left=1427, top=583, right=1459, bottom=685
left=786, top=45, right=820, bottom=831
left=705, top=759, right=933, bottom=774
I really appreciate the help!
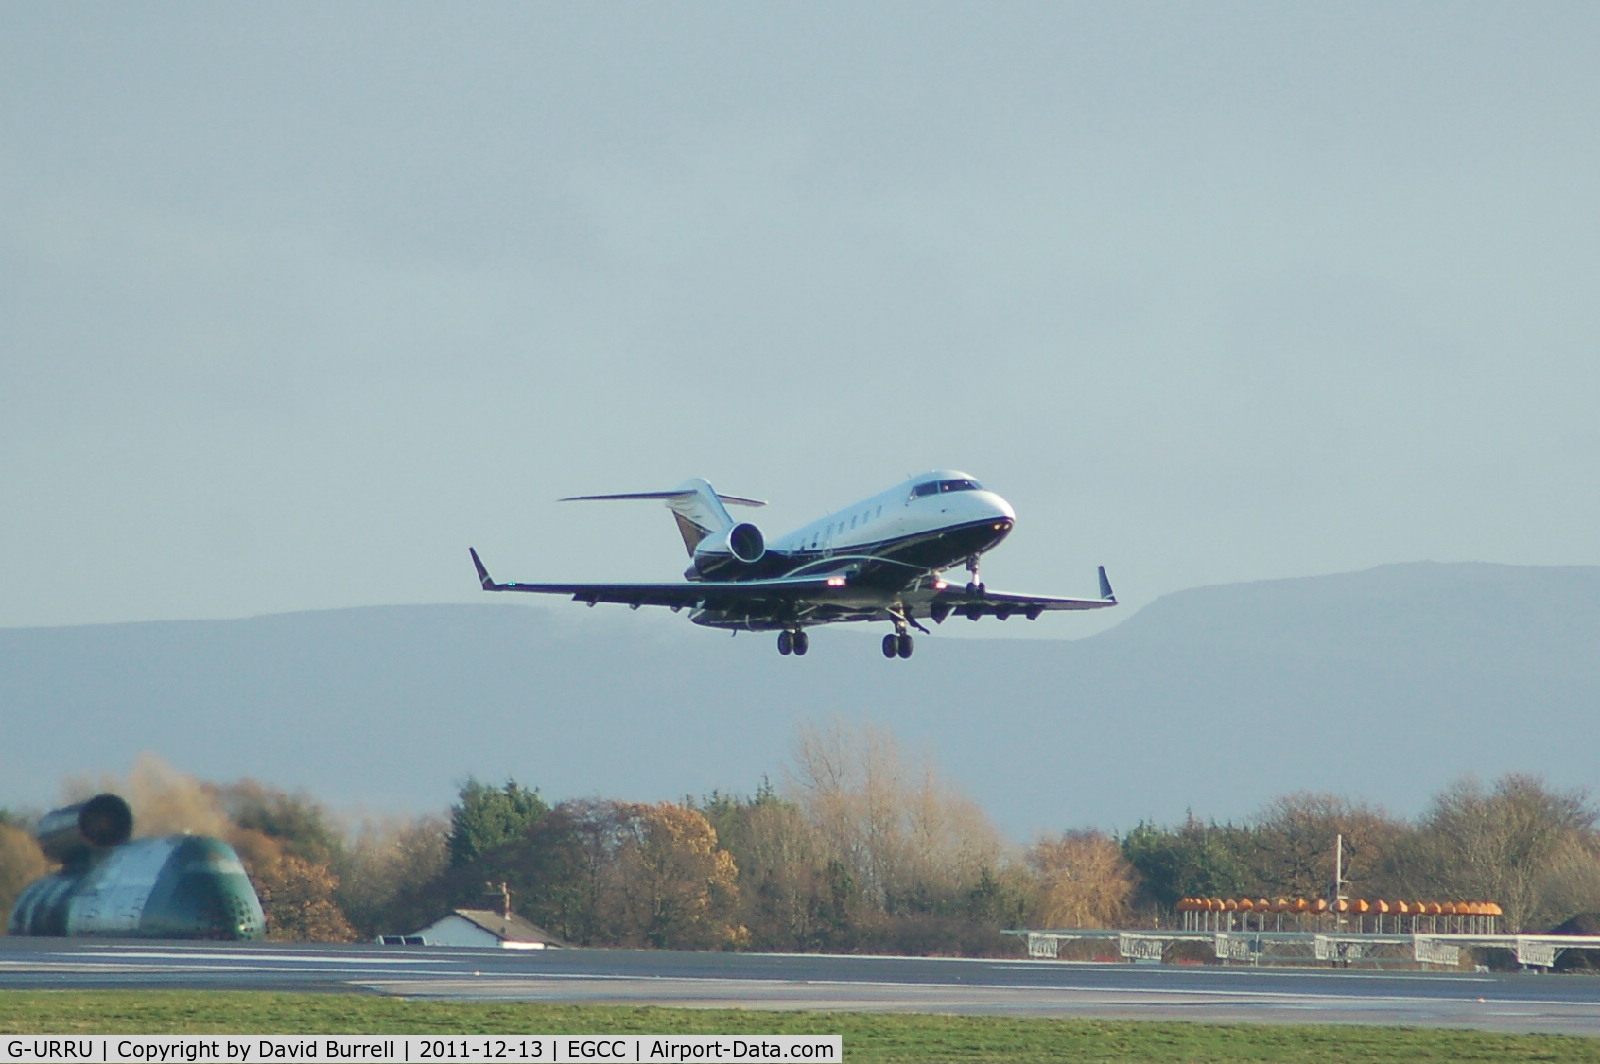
left=3, top=2, right=1597, bottom=635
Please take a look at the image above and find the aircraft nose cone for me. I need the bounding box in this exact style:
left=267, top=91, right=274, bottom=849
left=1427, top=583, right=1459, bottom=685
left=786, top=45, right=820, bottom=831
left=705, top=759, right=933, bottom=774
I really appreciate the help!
left=980, top=491, right=1017, bottom=523
left=965, top=492, right=1016, bottom=548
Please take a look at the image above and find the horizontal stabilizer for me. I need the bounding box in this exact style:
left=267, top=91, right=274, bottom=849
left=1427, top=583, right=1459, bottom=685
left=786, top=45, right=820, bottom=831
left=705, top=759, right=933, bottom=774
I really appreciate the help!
left=561, top=490, right=765, bottom=507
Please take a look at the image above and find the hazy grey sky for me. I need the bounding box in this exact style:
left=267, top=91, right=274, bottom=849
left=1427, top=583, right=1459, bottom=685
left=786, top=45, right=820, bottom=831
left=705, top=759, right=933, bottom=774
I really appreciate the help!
left=4, top=3, right=1597, bottom=632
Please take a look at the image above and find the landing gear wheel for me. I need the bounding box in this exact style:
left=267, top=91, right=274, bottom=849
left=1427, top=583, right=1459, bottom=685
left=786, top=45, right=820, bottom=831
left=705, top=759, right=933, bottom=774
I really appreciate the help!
left=777, top=630, right=793, bottom=655
left=882, top=634, right=898, bottom=658
left=792, top=630, right=809, bottom=656
left=896, top=633, right=914, bottom=658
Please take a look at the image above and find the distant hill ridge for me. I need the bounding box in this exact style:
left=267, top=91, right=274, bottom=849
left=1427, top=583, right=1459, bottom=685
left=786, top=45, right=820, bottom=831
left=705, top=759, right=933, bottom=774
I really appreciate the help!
left=2, top=562, right=1595, bottom=838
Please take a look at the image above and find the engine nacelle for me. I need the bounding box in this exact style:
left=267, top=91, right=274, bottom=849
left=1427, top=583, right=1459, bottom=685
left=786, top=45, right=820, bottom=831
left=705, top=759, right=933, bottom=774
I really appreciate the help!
left=35, top=793, right=134, bottom=865
left=690, top=522, right=765, bottom=577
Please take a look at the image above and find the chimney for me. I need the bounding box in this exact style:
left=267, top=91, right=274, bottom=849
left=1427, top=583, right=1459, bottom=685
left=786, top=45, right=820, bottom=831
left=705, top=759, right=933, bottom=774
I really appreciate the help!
left=485, top=880, right=512, bottom=920
left=501, top=881, right=511, bottom=919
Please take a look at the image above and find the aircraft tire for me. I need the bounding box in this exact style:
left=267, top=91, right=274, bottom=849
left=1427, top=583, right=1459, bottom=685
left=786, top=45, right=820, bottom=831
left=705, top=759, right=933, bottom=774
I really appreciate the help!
left=777, top=631, right=792, bottom=655
left=897, top=633, right=915, bottom=658
left=881, top=634, right=898, bottom=658
left=793, top=631, right=809, bottom=655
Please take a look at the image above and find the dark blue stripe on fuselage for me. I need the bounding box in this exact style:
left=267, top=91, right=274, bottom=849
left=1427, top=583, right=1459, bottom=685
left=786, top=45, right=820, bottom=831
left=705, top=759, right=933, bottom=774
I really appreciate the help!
left=694, top=518, right=1012, bottom=589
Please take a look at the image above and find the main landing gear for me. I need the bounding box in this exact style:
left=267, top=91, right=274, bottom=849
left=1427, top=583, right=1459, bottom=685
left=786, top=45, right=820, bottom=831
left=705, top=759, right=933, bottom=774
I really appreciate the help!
left=776, top=629, right=809, bottom=656
left=881, top=606, right=926, bottom=660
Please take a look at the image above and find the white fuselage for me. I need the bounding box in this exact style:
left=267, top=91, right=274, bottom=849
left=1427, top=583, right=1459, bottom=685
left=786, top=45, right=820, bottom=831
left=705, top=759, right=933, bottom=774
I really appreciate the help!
left=772, top=470, right=1017, bottom=566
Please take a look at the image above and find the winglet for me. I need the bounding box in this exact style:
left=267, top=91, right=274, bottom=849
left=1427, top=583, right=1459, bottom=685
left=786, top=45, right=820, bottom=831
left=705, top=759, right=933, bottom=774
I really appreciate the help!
left=469, top=548, right=499, bottom=591
left=1098, top=565, right=1116, bottom=603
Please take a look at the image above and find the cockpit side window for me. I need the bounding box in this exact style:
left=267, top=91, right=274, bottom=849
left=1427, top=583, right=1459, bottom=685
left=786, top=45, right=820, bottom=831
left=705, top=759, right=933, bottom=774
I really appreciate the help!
left=939, top=479, right=981, bottom=493
left=910, top=481, right=941, bottom=499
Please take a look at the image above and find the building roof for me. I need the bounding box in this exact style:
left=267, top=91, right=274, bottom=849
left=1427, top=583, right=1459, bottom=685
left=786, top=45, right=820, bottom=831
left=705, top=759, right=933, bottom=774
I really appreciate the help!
left=448, top=909, right=566, bottom=948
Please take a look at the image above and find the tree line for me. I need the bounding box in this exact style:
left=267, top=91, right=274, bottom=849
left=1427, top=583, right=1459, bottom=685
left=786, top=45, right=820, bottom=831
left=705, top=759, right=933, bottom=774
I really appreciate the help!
left=2, top=729, right=1598, bottom=955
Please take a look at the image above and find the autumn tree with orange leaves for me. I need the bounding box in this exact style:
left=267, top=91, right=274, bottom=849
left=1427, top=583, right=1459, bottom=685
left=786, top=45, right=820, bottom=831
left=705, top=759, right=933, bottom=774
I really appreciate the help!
left=603, top=801, right=743, bottom=949
left=0, top=821, right=49, bottom=920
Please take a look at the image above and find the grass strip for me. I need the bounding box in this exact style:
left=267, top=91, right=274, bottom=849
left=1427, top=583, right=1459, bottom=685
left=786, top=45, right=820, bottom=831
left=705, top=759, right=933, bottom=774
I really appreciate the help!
left=0, top=991, right=1595, bottom=1063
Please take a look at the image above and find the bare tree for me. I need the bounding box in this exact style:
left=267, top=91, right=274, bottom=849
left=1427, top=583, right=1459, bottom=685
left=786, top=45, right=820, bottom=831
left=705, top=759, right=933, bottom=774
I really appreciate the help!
left=789, top=719, right=911, bottom=907
left=705, top=790, right=831, bottom=950
left=1392, top=774, right=1598, bottom=931
left=334, top=814, right=449, bottom=938
left=1026, top=830, right=1134, bottom=929
left=786, top=719, right=1005, bottom=919
left=1538, top=830, right=1600, bottom=929
left=1250, top=792, right=1403, bottom=900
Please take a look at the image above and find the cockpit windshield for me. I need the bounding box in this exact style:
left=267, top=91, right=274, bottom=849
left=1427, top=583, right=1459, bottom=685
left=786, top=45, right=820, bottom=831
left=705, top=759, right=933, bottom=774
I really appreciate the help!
left=910, top=478, right=983, bottom=499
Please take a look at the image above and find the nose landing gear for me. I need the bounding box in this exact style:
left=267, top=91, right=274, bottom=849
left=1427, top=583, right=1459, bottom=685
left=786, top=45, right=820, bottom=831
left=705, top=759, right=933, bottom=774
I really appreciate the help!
left=777, top=629, right=809, bottom=656
left=964, top=554, right=986, bottom=596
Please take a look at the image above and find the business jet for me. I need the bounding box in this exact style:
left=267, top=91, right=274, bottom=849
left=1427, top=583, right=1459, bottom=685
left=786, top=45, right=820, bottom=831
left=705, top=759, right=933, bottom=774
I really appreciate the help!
left=469, top=471, right=1116, bottom=660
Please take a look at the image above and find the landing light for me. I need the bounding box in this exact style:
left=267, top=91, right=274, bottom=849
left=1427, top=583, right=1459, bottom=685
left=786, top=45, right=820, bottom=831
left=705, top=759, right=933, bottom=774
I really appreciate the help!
left=933, top=580, right=947, bottom=590
left=826, top=577, right=846, bottom=586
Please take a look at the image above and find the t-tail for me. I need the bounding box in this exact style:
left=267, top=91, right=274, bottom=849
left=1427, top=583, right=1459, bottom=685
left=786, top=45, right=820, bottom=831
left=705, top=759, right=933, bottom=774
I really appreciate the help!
left=562, top=479, right=765, bottom=556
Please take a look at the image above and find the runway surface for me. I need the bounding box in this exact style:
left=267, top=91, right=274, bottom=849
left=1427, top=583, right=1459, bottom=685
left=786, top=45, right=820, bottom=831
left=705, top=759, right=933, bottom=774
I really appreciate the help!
left=2, top=937, right=1598, bottom=1036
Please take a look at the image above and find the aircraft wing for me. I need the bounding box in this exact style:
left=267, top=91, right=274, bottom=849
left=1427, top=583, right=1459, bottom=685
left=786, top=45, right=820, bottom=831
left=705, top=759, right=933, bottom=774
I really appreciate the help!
left=924, top=566, right=1118, bottom=621
left=469, top=548, right=849, bottom=609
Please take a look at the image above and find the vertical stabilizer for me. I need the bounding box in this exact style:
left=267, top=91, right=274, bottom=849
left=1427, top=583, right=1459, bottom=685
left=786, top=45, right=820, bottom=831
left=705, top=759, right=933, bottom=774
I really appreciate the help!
left=663, top=479, right=735, bottom=554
